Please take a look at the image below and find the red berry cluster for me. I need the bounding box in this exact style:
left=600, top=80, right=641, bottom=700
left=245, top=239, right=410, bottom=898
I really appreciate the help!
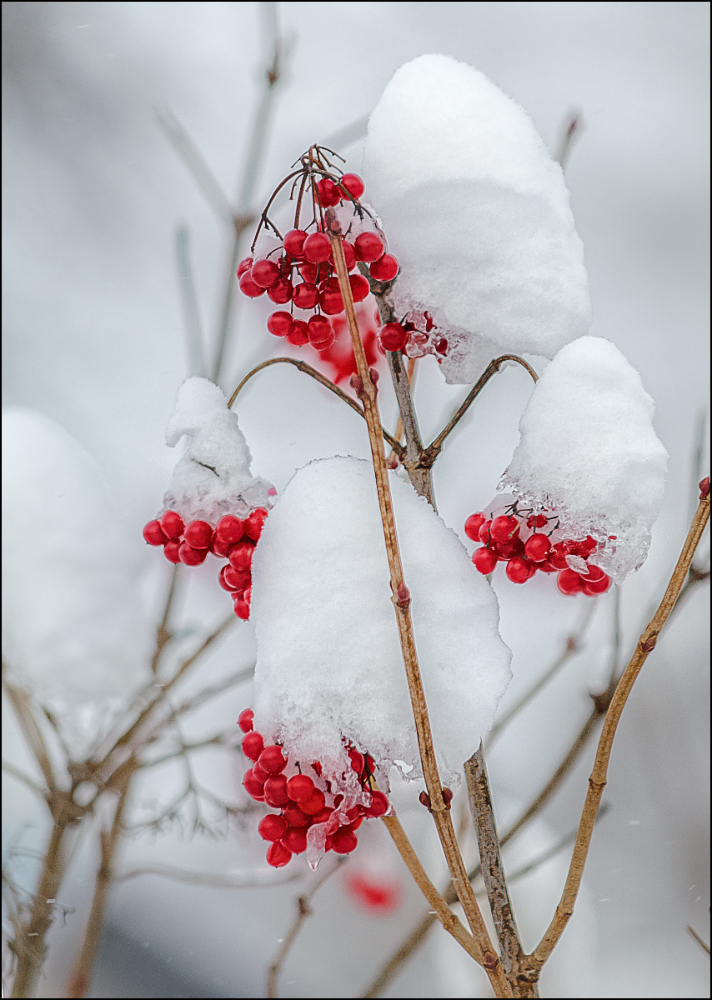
left=376, top=310, right=449, bottom=361
left=238, top=708, right=390, bottom=869
left=464, top=507, right=612, bottom=596
left=237, top=170, right=399, bottom=354
left=142, top=508, right=269, bottom=619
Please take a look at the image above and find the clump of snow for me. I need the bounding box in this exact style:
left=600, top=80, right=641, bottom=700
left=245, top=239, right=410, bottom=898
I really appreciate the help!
left=362, top=54, right=590, bottom=383
left=251, top=456, right=512, bottom=789
left=500, top=337, right=668, bottom=579
left=163, top=377, right=274, bottom=522
left=2, top=409, right=151, bottom=754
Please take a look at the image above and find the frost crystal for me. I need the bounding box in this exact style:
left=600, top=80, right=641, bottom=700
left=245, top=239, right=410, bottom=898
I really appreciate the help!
left=500, top=337, right=668, bottom=579
left=163, top=376, right=274, bottom=521
left=251, top=456, right=512, bottom=788
left=362, top=54, right=590, bottom=383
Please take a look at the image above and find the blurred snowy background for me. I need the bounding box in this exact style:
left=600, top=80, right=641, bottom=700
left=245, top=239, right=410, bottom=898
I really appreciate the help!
left=2, top=2, right=709, bottom=997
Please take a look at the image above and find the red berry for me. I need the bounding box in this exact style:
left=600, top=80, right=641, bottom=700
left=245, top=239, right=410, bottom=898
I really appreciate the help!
left=319, top=278, right=344, bottom=315
left=581, top=535, right=598, bottom=555
left=242, top=767, right=265, bottom=800
left=300, top=789, right=326, bottom=815
left=281, top=826, right=308, bottom=854
left=229, top=542, right=254, bottom=573
left=354, top=232, right=384, bottom=263
left=267, top=311, right=293, bottom=337
left=244, top=508, right=268, bottom=542
left=311, top=807, right=333, bottom=824
left=339, top=173, right=365, bottom=200
left=283, top=229, right=308, bottom=258
left=298, top=262, right=318, bottom=283
left=365, top=790, right=389, bottom=818
left=287, top=320, right=309, bottom=346
left=234, top=598, right=250, bottom=619
left=307, top=315, right=334, bottom=349
left=163, top=540, right=181, bottom=563
left=494, top=536, right=524, bottom=560
left=557, top=569, right=585, bottom=595
left=303, top=232, right=331, bottom=263
left=582, top=567, right=611, bottom=595
left=221, top=565, right=249, bottom=592
left=524, top=534, right=551, bottom=562
left=258, top=814, right=287, bottom=842
left=341, top=241, right=356, bottom=271
left=161, top=511, right=184, bottom=540
left=237, top=708, right=254, bottom=733
left=348, top=748, right=365, bottom=773
left=282, top=803, right=310, bottom=827
left=464, top=513, right=486, bottom=541
left=286, top=774, right=315, bottom=803
left=210, top=534, right=231, bottom=557
left=184, top=520, right=214, bottom=549
left=242, top=731, right=264, bottom=761
left=434, top=338, right=449, bottom=355
left=250, top=259, right=280, bottom=289
left=349, top=274, right=370, bottom=302
left=379, top=322, right=407, bottom=352
left=293, top=281, right=319, bottom=309
left=143, top=520, right=167, bottom=546
left=473, top=547, right=498, bottom=574
left=369, top=254, right=399, bottom=281
left=243, top=585, right=252, bottom=606
left=506, top=557, right=536, bottom=584
left=216, top=515, right=244, bottom=546
left=527, top=514, right=548, bottom=529
left=258, top=745, right=288, bottom=774
left=548, top=544, right=570, bottom=570
left=239, top=271, right=265, bottom=298
left=267, top=278, right=293, bottom=305
left=490, top=516, right=519, bottom=543
left=237, top=257, right=253, bottom=278
left=266, top=842, right=292, bottom=868
left=538, top=560, right=557, bottom=574
left=179, top=542, right=207, bottom=566
left=264, top=774, right=291, bottom=807
left=317, top=177, right=341, bottom=207
left=478, top=520, right=492, bottom=543
left=253, top=761, right=270, bottom=784
left=332, top=826, right=358, bottom=854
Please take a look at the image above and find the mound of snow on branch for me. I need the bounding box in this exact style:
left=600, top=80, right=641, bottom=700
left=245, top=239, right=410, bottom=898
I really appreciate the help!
left=362, top=54, right=590, bottom=383
left=500, top=337, right=668, bottom=579
left=251, top=456, right=512, bottom=788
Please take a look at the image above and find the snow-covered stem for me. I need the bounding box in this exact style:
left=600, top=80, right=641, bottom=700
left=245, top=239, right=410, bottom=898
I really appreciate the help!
left=327, top=216, right=504, bottom=987
left=531, top=483, right=711, bottom=970
left=66, top=770, right=135, bottom=998
left=227, top=356, right=404, bottom=456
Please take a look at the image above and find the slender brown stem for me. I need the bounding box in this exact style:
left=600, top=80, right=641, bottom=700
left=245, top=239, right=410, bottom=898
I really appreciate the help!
left=530, top=488, right=710, bottom=969
left=227, top=356, right=404, bottom=456
left=327, top=215, right=506, bottom=993
left=2, top=679, right=58, bottom=795
left=687, top=925, right=710, bottom=955
left=151, top=563, right=179, bottom=674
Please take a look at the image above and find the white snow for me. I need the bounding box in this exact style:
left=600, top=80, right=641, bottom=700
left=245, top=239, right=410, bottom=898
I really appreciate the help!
left=500, top=337, right=669, bottom=579
left=251, top=456, right=512, bottom=788
left=362, top=54, right=590, bottom=383
left=163, top=376, right=274, bottom=521
left=2, top=408, right=151, bottom=753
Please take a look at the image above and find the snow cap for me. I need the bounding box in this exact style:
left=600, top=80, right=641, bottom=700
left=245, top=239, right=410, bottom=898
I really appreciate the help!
left=362, top=54, right=590, bottom=382
left=163, top=376, right=274, bottom=521
left=251, top=456, right=512, bottom=788
left=500, top=337, right=668, bottom=579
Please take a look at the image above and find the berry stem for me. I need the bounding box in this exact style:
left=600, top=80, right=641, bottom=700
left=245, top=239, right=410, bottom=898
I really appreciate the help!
left=326, top=212, right=504, bottom=988
left=530, top=485, right=711, bottom=971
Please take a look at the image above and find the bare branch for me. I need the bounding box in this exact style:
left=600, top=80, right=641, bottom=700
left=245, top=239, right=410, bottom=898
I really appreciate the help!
left=687, top=924, right=710, bottom=956
left=117, top=864, right=297, bottom=890
left=175, top=226, right=205, bottom=377
left=2, top=762, right=47, bottom=801
left=554, top=111, right=584, bottom=172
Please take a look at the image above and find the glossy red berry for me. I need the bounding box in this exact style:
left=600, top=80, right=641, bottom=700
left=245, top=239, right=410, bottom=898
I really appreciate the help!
left=184, top=520, right=214, bottom=549
left=221, top=564, right=249, bottom=592
left=300, top=789, right=326, bottom=816
left=348, top=748, right=364, bottom=773
left=267, top=311, right=293, bottom=337
left=472, top=547, right=498, bottom=574
left=258, top=814, right=287, bottom=842
left=237, top=708, right=254, bottom=733
left=490, top=516, right=519, bottom=543
left=286, top=774, right=315, bottom=803
left=267, top=278, right=293, bottom=305
left=287, top=320, right=309, bottom=346
left=163, top=540, right=181, bottom=564
left=242, top=767, right=265, bottom=800
left=365, top=790, right=389, bottom=818
left=216, top=515, right=244, bottom=546
left=538, top=560, right=557, bottom=574
left=354, top=232, right=384, bottom=263
left=266, top=842, right=292, bottom=868
left=143, top=520, right=167, bottom=546
left=524, top=534, right=551, bottom=562
left=253, top=761, right=270, bottom=784
left=292, top=281, right=319, bottom=309
left=250, top=259, right=280, bottom=288
left=341, top=241, right=356, bottom=271
left=311, top=807, right=333, bottom=825
left=234, top=597, right=250, bottom=620
left=319, top=278, right=344, bottom=315
left=210, top=535, right=231, bottom=557
left=349, top=274, right=370, bottom=302
left=317, top=177, right=340, bottom=207
left=179, top=542, right=208, bottom=566
left=332, top=826, right=358, bottom=854
left=258, top=745, right=288, bottom=774
left=239, top=271, right=265, bottom=298
left=548, top=544, right=570, bottom=570
left=339, top=173, right=365, bottom=200
left=237, top=257, right=253, bottom=278
left=242, top=731, right=264, bottom=761
left=582, top=566, right=611, bottom=595
left=264, top=774, right=291, bottom=807
left=379, top=322, right=407, bottom=352
left=557, top=569, right=584, bottom=595
left=494, top=536, right=524, bottom=560
left=283, top=229, right=308, bottom=258
left=478, top=520, right=492, bottom=543
left=369, top=254, right=399, bottom=281
left=506, top=557, right=536, bottom=584
left=281, top=826, right=308, bottom=854
left=527, top=514, right=548, bottom=529
left=244, top=508, right=268, bottom=542
left=307, top=315, right=334, bottom=349
left=464, top=513, right=486, bottom=542
left=282, top=803, right=311, bottom=827
left=161, top=511, right=185, bottom=540
left=303, top=232, right=331, bottom=263
left=228, top=542, right=254, bottom=573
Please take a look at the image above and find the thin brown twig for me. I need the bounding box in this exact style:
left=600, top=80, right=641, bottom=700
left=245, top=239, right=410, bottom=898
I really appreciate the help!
left=227, top=356, right=404, bottom=456
left=2, top=762, right=47, bottom=800
left=151, top=563, right=180, bottom=674
left=687, top=925, right=711, bottom=955
left=555, top=111, right=584, bottom=172
left=267, top=857, right=346, bottom=998
left=530, top=486, right=710, bottom=969
left=2, top=677, right=58, bottom=796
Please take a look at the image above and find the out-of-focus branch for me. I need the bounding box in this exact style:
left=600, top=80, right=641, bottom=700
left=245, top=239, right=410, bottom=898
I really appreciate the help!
left=151, top=563, right=180, bottom=675
left=687, top=925, right=710, bottom=955
left=175, top=226, right=205, bottom=377
left=117, top=864, right=298, bottom=889
left=555, top=111, right=584, bottom=172
left=2, top=677, right=58, bottom=797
